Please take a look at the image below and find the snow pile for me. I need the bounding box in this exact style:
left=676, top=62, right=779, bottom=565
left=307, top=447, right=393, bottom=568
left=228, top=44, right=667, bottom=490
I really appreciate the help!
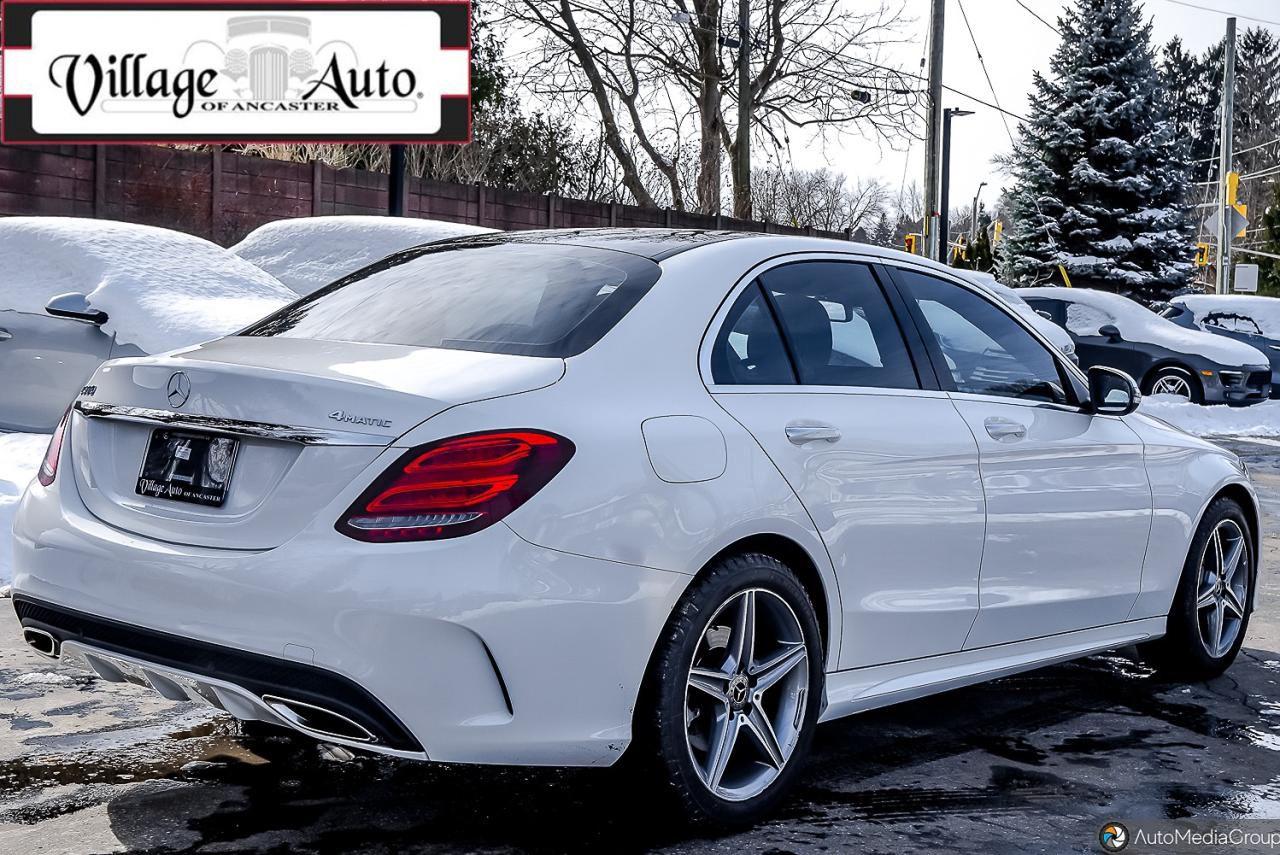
left=0, top=432, right=48, bottom=585
left=1171, top=294, right=1280, bottom=339
left=964, top=272, right=1076, bottom=355
left=1139, top=395, right=1280, bottom=438
left=0, top=218, right=296, bottom=353
left=232, top=216, right=496, bottom=295
left=1020, top=287, right=1270, bottom=366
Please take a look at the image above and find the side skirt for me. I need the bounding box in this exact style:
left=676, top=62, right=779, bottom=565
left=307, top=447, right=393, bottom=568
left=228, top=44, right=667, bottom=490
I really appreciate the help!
left=819, top=617, right=1165, bottom=723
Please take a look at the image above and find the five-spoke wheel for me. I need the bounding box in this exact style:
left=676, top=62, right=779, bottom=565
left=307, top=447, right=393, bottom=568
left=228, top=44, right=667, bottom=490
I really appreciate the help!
left=639, top=553, right=822, bottom=826
left=684, top=588, right=809, bottom=802
left=1195, top=519, right=1250, bottom=659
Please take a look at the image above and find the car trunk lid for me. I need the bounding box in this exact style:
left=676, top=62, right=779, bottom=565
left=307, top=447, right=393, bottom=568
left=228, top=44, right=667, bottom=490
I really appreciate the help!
left=69, top=337, right=564, bottom=550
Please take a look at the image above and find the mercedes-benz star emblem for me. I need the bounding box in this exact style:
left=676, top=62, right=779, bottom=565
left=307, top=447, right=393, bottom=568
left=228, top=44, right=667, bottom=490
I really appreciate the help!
left=167, top=372, right=191, bottom=408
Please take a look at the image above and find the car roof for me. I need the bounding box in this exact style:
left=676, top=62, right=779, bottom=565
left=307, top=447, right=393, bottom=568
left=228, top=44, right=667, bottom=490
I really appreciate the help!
left=431, top=228, right=764, bottom=261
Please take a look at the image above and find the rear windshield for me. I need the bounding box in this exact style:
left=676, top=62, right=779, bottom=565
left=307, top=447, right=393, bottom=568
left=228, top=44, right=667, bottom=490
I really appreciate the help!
left=240, top=240, right=662, bottom=357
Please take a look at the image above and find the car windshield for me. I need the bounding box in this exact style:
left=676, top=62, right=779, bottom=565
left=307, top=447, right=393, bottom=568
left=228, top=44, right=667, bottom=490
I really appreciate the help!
left=239, top=239, right=662, bottom=357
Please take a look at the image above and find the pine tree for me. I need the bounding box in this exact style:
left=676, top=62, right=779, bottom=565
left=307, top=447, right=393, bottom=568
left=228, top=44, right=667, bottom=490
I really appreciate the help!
left=1259, top=181, right=1280, bottom=298
left=870, top=211, right=894, bottom=248
left=1001, top=0, right=1196, bottom=301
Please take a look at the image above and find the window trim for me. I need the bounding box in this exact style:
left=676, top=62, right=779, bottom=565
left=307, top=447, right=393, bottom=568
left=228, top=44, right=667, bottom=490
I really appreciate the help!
left=877, top=262, right=1091, bottom=412
left=701, top=253, right=935, bottom=395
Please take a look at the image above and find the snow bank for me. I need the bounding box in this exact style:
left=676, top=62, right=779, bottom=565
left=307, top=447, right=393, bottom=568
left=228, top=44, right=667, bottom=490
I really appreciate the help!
left=0, top=433, right=48, bottom=585
left=1139, top=395, right=1280, bottom=438
left=1020, top=286, right=1270, bottom=366
left=0, top=218, right=295, bottom=353
left=1171, top=294, right=1280, bottom=339
left=231, top=216, right=496, bottom=295
left=963, top=272, right=1077, bottom=355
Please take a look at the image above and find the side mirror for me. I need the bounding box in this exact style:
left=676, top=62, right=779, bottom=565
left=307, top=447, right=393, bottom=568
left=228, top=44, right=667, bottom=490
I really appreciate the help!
left=1098, top=323, right=1123, bottom=343
left=45, top=292, right=108, bottom=325
left=1088, top=366, right=1140, bottom=416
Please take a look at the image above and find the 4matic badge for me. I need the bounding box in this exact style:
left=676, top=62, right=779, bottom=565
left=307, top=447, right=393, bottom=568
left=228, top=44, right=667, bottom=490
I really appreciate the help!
left=329, top=410, right=392, bottom=430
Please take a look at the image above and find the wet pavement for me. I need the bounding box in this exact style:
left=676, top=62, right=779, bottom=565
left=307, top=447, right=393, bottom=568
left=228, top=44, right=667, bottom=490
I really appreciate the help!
left=1, top=436, right=1278, bottom=854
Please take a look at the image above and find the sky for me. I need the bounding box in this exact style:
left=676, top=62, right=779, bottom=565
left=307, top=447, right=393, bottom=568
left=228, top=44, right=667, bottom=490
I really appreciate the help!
left=794, top=0, right=1280, bottom=214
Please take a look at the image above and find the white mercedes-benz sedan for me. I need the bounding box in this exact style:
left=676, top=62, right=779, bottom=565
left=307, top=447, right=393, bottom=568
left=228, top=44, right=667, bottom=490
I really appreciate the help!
left=11, top=230, right=1261, bottom=825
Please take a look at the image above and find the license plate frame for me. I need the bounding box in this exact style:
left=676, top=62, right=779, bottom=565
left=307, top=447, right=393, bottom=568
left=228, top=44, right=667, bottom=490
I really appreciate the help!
left=136, top=429, right=240, bottom=508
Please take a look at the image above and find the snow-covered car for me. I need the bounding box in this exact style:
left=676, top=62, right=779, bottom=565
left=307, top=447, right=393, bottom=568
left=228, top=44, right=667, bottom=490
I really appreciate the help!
left=0, top=218, right=296, bottom=432
left=963, top=271, right=1077, bottom=362
left=1161, top=295, right=1280, bottom=399
left=13, top=231, right=1261, bottom=825
left=1021, top=287, right=1272, bottom=405
left=231, top=215, right=496, bottom=295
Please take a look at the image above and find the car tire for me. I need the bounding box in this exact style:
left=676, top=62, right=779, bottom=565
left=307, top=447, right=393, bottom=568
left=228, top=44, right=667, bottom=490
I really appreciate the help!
left=1140, top=497, right=1254, bottom=680
left=633, top=552, right=824, bottom=827
left=1145, top=365, right=1203, bottom=403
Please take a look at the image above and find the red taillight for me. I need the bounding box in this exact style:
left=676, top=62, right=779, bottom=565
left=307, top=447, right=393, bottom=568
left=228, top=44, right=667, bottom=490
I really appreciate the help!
left=38, top=407, right=71, bottom=487
left=337, top=430, right=575, bottom=542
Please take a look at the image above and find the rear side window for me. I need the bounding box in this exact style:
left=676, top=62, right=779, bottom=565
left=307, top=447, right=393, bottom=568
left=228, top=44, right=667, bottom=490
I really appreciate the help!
left=241, top=241, right=661, bottom=358
left=711, top=284, right=797, bottom=385
left=760, top=262, right=918, bottom=389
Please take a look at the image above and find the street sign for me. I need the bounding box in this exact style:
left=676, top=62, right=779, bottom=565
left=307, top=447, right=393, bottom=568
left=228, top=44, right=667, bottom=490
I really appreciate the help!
left=1206, top=206, right=1249, bottom=239
left=1234, top=264, right=1259, bottom=293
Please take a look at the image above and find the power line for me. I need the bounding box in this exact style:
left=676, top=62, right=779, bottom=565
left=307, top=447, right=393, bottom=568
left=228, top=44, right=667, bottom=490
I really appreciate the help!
left=853, top=58, right=1030, bottom=122
left=1013, top=0, right=1062, bottom=35
left=1151, top=0, right=1280, bottom=28
left=1189, top=134, right=1280, bottom=164
left=955, top=0, right=1057, bottom=247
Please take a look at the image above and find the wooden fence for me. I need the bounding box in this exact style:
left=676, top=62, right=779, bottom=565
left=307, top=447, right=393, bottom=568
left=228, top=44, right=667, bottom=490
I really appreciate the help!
left=0, top=144, right=853, bottom=246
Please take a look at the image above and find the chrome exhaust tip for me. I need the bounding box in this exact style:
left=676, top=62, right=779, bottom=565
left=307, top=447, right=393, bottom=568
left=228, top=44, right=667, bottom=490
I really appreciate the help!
left=23, top=627, right=59, bottom=659
left=261, top=694, right=376, bottom=744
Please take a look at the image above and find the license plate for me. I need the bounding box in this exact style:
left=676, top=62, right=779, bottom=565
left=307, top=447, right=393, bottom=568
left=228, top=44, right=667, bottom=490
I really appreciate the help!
left=136, top=430, right=239, bottom=507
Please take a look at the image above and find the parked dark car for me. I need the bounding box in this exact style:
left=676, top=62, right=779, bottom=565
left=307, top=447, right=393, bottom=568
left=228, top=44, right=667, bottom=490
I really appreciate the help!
left=1021, top=287, right=1271, bottom=405
left=1161, top=295, right=1280, bottom=399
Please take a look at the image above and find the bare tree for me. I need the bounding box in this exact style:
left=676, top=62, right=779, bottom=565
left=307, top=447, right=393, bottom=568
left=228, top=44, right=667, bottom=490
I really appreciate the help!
left=751, top=166, right=888, bottom=231
left=501, top=0, right=919, bottom=215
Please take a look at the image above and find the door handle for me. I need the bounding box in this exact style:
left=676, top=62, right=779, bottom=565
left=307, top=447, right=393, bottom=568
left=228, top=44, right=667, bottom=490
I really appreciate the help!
left=984, top=417, right=1027, bottom=441
left=785, top=424, right=842, bottom=445
left=0, top=328, right=11, bottom=342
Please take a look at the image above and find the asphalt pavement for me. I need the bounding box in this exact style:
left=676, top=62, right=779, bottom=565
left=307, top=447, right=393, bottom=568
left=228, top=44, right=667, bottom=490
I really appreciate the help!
left=1, top=437, right=1278, bottom=854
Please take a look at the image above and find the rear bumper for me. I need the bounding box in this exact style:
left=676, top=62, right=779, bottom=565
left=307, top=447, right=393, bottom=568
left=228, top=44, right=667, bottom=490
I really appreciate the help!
left=10, top=469, right=688, bottom=767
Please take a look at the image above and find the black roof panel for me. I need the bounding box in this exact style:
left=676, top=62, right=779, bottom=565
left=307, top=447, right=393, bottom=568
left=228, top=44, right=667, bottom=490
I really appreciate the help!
left=429, top=228, right=762, bottom=261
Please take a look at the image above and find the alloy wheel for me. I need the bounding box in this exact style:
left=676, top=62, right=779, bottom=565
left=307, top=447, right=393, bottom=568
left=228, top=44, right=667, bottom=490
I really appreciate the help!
left=684, top=588, right=809, bottom=802
left=1151, top=374, right=1193, bottom=398
left=1195, top=519, right=1249, bottom=658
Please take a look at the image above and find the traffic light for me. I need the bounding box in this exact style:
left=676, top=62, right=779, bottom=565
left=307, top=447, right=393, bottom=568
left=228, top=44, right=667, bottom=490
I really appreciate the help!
left=993, top=221, right=1003, bottom=243
left=1195, top=242, right=1211, bottom=267
left=905, top=233, right=920, bottom=255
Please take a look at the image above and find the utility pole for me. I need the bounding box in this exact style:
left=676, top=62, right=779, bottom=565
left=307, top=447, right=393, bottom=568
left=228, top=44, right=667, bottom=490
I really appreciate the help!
left=923, top=0, right=946, bottom=260
left=939, top=108, right=973, bottom=264
left=1215, top=17, right=1237, bottom=294
left=971, top=181, right=987, bottom=242
left=735, top=0, right=751, bottom=219
left=388, top=144, right=406, bottom=217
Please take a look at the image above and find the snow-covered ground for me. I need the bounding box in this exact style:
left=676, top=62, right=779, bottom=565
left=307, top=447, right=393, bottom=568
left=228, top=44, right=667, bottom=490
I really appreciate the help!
left=1138, top=395, right=1280, bottom=438
left=0, top=218, right=296, bottom=353
left=231, top=216, right=495, bottom=295
left=0, top=433, right=48, bottom=586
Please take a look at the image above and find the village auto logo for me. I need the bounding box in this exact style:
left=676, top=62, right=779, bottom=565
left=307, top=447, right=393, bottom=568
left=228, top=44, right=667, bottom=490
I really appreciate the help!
left=0, top=1, right=471, bottom=143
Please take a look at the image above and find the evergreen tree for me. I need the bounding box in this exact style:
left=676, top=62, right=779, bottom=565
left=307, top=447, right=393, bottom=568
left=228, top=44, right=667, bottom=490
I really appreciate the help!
left=1160, top=37, right=1203, bottom=160
left=1259, top=181, right=1280, bottom=298
left=870, top=211, right=894, bottom=248
left=1001, top=0, right=1196, bottom=300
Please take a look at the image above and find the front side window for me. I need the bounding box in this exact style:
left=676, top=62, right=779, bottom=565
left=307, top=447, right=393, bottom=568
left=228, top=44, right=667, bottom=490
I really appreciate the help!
left=758, top=262, right=918, bottom=389
left=897, top=271, right=1068, bottom=404
left=240, top=239, right=661, bottom=358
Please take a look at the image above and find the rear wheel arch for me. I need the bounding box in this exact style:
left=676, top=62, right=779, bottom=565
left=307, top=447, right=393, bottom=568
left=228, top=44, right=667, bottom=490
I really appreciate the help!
left=700, top=534, right=833, bottom=662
